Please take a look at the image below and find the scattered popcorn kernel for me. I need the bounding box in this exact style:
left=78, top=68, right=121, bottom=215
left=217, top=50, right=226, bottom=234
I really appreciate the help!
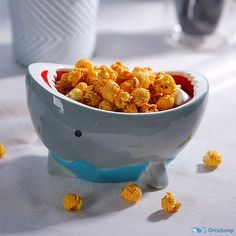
left=83, top=91, right=101, bottom=107
left=155, top=72, right=176, bottom=95
left=63, top=193, right=83, bottom=211
left=66, top=88, right=83, bottom=101
left=121, top=182, right=142, bottom=203
left=131, top=88, right=150, bottom=107
left=203, top=150, right=222, bottom=167
left=156, top=94, right=175, bottom=111
left=101, top=80, right=120, bottom=103
left=98, top=100, right=115, bottom=111
left=139, top=103, right=158, bottom=113
left=124, top=102, right=138, bottom=113
left=75, top=59, right=94, bottom=72
left=115, top=91, right=132, bottom=109
left=161, top=192, right=181, bottom=213
left=0, top=144, right=6, bottom=158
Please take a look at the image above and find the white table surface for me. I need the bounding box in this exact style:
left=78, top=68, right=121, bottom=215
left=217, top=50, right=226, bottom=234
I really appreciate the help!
left=0, top=1, right=236, bottom=235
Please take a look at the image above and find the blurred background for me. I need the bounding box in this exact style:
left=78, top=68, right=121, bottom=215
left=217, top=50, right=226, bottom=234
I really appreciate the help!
left=1, top=0, right=236, bottom=74
left=0, top=0, right=236, bottom=101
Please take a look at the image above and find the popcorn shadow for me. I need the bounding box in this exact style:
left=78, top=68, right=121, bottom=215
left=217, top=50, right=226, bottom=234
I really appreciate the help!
left=0, top=43, right=25, bottom=79
left=0, top=155, right=132, bottom=234
left=95, top=31, right=177, bottom=60
left=196, top=163, right=217, bottom=173
left=147, top=209, right=172, bottom=222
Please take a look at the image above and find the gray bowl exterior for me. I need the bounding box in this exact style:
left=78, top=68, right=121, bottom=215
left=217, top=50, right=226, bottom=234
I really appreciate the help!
left=26, top=69, right=208, bottom=188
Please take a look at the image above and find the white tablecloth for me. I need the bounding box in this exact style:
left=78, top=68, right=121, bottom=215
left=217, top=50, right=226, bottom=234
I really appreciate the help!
left=0, top=1, right=236, bottom=235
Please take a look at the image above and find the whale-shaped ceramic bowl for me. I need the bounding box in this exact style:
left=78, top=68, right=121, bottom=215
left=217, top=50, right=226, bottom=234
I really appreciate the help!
left=26, top=63, right=208, bottom=189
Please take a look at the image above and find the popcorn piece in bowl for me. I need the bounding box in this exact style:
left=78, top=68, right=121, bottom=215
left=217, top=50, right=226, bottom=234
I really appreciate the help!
left=63, top=193, right=83, bottom=211
left=101, top=80, right=120, bottom=103
left=131, top=88, right=150, bottom=107
left=154, top=72, right=177, bottom=95
left=120, top=77, right=139, bottom=93
left=132, top=67, right=155, bottom=89
left=139, top=103, right=158, bottom=113
left=0, top=144, right=6, bottom=158
left=203, top=150, right=222, bottom=167
left=156, top=94, right=175, bottom=111
left=124, top=102, right=138, bottom=113
left=66, top=88, right=83, bottom=101
left=75, top=58, right=94, bottom=72
left=83, top=91, right=101, bottom=107
left=111, top=61, right=129, bottom=76
left=98, top=100, right=116, bottom=111
left=161, top=192, right=181, bottom=213
left=120, top=182, right=142, bottom=203
left=114, top=90, right=132, bottom=109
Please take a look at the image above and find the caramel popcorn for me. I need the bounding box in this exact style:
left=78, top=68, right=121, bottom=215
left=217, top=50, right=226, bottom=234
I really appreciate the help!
left=98, top=65, right=117, bottom=81
left=124, top=102, right=138, bottom=113
left=98, top=100, right=115, bottom=111
left=120, top=77, right=139, bottom=93
left=75, top=82, right=93, bottom=93
left=75, top=58, right=94, bottom=72
left=68, top=69, right=85, bottom=87
left=66, top=88, right=83, bottom=101
left=131, top=88, right=150, bottom=107
left=132, top=67, right=154, bottom=89
left=0, top=144, right=6, bottom=158
left=55, top=73, right=73, bottom=95
left=155, top=72, right=177, bottom=95
left=156, top=94, right=175, bottom=111
left=111, top=61, right=128, bottom=75
left=55, top=59, right=184, bottom=113
left=203, top=150, right=222, bottom=167
left=139, top=103, right=158, bottom=113
left=63, top=193, right=83, bottom=211
left=120, top=182, right=142, bottom=203
left=161, top=192, right=181, bottom=213
left=101, top=80, right=120, bottom=103
left=114, top=91, right=132, bottom=109
left=83, top=91, right=101, bottom=107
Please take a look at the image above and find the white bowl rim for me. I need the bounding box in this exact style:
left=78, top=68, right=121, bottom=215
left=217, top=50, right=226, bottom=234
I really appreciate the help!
left=27, top=62, right=209, bottom=116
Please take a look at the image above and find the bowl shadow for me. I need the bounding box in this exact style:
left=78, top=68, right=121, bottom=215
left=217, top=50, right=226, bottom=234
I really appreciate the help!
left=0, top=155, right=132, bottom=234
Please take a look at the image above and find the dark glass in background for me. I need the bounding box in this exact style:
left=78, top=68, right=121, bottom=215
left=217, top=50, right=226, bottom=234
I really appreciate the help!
left=176, top=0, right=224, bottom=35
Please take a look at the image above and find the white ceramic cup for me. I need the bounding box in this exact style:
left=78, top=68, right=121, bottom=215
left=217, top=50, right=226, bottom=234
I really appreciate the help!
left=8, top=0, right=99, bottom=66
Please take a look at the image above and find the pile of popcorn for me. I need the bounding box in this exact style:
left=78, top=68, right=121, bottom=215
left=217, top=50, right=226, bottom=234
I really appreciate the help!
left=55, top=59, right=178, bottom=113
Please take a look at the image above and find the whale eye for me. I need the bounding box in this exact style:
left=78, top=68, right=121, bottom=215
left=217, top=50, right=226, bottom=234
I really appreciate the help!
left=75, top=130, right=82, bottom=137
